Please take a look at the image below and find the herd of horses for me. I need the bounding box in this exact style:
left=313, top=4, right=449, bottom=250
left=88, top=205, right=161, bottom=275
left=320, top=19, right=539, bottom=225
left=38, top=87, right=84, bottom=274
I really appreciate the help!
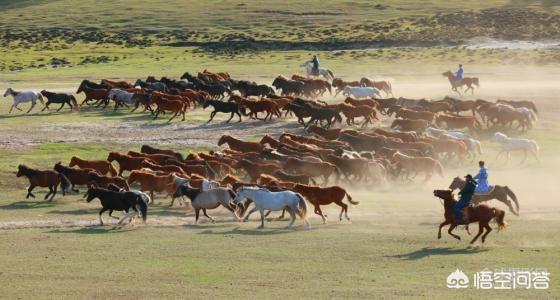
left=7, top=69, right=542, bottom=243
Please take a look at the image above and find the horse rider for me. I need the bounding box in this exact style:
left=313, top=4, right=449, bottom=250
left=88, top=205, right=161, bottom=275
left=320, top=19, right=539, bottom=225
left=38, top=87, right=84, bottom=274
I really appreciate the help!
left=310, top=55, right=320, bottom=76
left=455, top=64, right=464, bottom=81
left=454, top=174, right=477, bottom=224
left=474, top=161, right=492, bottom=194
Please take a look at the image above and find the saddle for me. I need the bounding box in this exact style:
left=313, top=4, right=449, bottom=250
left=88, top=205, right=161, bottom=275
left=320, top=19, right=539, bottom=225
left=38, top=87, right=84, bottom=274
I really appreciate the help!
left=474, top=186, right=494, bottom=196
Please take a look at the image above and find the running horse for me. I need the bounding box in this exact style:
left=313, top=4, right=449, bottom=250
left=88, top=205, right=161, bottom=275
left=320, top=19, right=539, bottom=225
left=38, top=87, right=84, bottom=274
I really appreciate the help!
left=300, top=61, right=334, bottom=81
left=4, top=88, right=44, bottom=113
left=449, top=176, right=519, bottom=216
left=442, top=71, right=479, bottom=95
left=433, top=189, right=506, bottom=244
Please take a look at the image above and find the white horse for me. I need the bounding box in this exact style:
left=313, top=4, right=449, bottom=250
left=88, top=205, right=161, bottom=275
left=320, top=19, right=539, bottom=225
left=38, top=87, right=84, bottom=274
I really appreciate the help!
left=4, top=88, right=44, bottom=113
left=234, top=186, right=309, bottom=229
left=342, top=86, right=381, bottom=99
left=300, top=61, right=334, bottom=81
left=174, top=185, right=240, bottom=224
left=107, top=89, right=136, bottom=108
left=516, top=107, right=538, bottom=128
left=491, top=132, right=539, bottom=163
left=170, top=175, right=220, bottom=207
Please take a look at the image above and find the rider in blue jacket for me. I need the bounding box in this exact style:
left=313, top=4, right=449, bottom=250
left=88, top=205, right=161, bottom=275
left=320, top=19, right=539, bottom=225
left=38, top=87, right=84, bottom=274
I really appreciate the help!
left=310, top=55, right=320, bottom=75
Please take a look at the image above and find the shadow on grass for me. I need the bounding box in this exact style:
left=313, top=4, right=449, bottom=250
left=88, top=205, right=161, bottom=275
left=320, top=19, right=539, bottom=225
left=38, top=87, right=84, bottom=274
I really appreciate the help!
left=0, top=200, right=55, bottom=209
left=47, top=209, right=96, bottom=215
left=388, top=246, right=489, bottom=260
left=189, top=224, right=315, bottom=236
left=47, top=225, right=136, bottom=235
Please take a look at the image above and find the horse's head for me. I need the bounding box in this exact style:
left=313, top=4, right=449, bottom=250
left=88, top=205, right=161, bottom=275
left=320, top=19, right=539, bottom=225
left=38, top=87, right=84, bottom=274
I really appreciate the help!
left=84, top=187, right=96, bottom=202
left=134, top=79, right=142, bottom=87
left=433, top=189, right=455, bottom=202
left=448, top=176, right=464, bottom=190
left=442, top=71, right=453, bottom=77
left=217, top=135, right=229, bottom=146
left=3, top=88, right=13, bottom=97
left=68, top=156, right=78, bottom=167
left=107, top=151, right=119, bottom=162
left=16, top=164, right=27, bottom=177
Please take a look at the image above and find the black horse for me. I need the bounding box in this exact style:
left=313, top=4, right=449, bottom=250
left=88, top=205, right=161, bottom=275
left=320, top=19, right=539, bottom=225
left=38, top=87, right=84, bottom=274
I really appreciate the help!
left=304, top=105, right=342, bottom=129
left=134, top=79, right=168, bottom=92
left=84, top=187, right=148, bottom=225
left=40, top=90, right=79, bottom=112
left=160, top=77, right=195, bottom=90
left=78, top=79, right=112, bottom=90
left=237, top=81, right=275, bottom=97
left=272, top=76, right=304, bottom=96
left=202, top=99, right=242, bottom=123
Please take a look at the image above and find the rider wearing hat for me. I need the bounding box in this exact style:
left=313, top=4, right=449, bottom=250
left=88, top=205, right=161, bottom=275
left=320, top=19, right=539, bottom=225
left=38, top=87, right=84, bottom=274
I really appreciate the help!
left=454, top=174, right=477, bottom=224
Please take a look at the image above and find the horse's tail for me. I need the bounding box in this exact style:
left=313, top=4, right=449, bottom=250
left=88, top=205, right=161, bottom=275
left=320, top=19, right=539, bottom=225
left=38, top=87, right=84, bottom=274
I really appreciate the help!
left=327, top=69, right=334, bottom=80
left=70, top=95, right=79, bottom=111
left=434, top=161, right=444, bottom=177
left=473, top=78, right=480, bottom=87
left=295, top=193, right=308, bottom=219
left=531, top=103, right=538, bottom=115
left=529, top=110, right=538, bottom=122
left=58, top=173, right=71, bottom=195
left=108, top=163, right=118, bottom=176
left=531, top=140, right=540, bottom=157
left=504, top=186, right=520, bottom=214
left=493, top=208, right=507, bottom=230
left=137, top=198, right=148, bottom=222
left=345, top=190, right=359, bottom=205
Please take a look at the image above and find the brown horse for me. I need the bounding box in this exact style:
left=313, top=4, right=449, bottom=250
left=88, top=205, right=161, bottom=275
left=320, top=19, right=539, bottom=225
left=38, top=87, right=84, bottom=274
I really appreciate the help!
left=306, top=125, right=342, bottom=140
left=449, top=177, right=519, bottom=216
left=284, top=158, right=340, bottom=185
left=76, top=85, right=110, bottom=106
left=372, top=128, right=417, bottom=143
left=152, top=95, right=187, bottom=122
left=107, top=151, right=147, bottom=176
left=392, top=152, right=443, bottom=182
left=293, top=184, right=358, bottom=223
left=435, top=114, right=480, bottom=132
left=360, top=77, right=393, bottom=97
left=395, top=108, right=435, bottom=123
left=69, top=156, right=117, bottom=176
left=497, top=99, right=538, bottom=115
left=54, top=162, right=97, bottom=192
left=128, top=170, right=174, bottom=200
left=343, top=97, right=380, bottom=109
left=442, top=71, right=479, bottom=95
left=433, top=189, right=506, bottom=244
left=17, top=165, right=71, bottom=201
left=233, top=159, right=282, bottom=182
left=238, top=99, right=281, bottom=120
left=337, top=103, right=378, bottom=127
left=218, top=135, right=263, bottom=153
left=87, top=172, right=130, bottom=191
left=390, top=119, right=430, bottom=132
left=101, top=79, right=133, bottom=89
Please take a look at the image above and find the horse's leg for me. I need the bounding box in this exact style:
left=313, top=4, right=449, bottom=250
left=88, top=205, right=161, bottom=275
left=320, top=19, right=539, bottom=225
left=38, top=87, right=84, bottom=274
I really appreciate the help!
left=481, top=223, right=493, bottom=243
left=243, top=207, right=259, bottom=222
left=194, top=208, right=200, bottom=224
left=469, top=222, right=485, bottom=244
left=438, top=220, right=451, bottom=239
left=335, top=201, right=348, bottom=221
left=41, top=102, right=50, bottom=112
left=50, top=185, right=58, bottom=201
left=109, top=209, right=120, bottom=220
left=56, top=102, right=66, bottom=112
left=98, top=208, right=108, bottom=225
left=520, top=149, right=528, bottom=164
left=26, top=185, right=36, bottom=198
left=26, top=101, right=36, bottom=113
left=314, top=205, right=326, bottom=224
left=447, top=224, right=461, bottom=240
left=226, top=112, right=235, bottom=123
left=286, top=208, right=296, bottom=229
left=207, top=111, right=216, bottom=123
left=44, top=186, right=53, bottom=200
left=257, top=209, right=265, bottom=229
left=202, top=209, right=215, bottom=223
left=71, top=184, right=79, bottom=193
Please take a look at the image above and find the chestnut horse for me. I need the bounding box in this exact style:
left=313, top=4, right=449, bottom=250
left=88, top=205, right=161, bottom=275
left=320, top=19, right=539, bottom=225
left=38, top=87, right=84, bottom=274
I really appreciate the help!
left=284, top=158, right=340, bottom=185
left=69, top=156, right=117, bottom=176
left=433, top=189, right=506, bottom=244
left=392, top=152, right=443, bottom=182
left=17, top=165, right=71, bottom=201
left=449, top=177, right=519, bottom=216
left=293, top=184, right=358, bottom=223
left=238, top=99, right=281, bottom=121
left=107, top=151, right=147, bottom=176
left=127, top=170, right=174, bottom=200
left=306, top=125, right=342, bottom=140
left=218, top=135, right=263, bottom=153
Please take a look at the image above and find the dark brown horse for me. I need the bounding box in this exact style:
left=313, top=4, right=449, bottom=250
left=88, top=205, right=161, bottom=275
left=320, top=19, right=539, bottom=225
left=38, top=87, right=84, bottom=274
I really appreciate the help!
left=433, top=189, right=506, bottom=244
left=449, top=177, right=519, bottom=216
left=442, top=71, right=479, bottom=95
left=17, top=165, right=71, bottom=201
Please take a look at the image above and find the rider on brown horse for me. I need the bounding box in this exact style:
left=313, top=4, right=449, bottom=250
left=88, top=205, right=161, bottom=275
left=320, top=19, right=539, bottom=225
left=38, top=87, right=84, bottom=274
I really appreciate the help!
left=454, top=174, right=477, bottom=224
